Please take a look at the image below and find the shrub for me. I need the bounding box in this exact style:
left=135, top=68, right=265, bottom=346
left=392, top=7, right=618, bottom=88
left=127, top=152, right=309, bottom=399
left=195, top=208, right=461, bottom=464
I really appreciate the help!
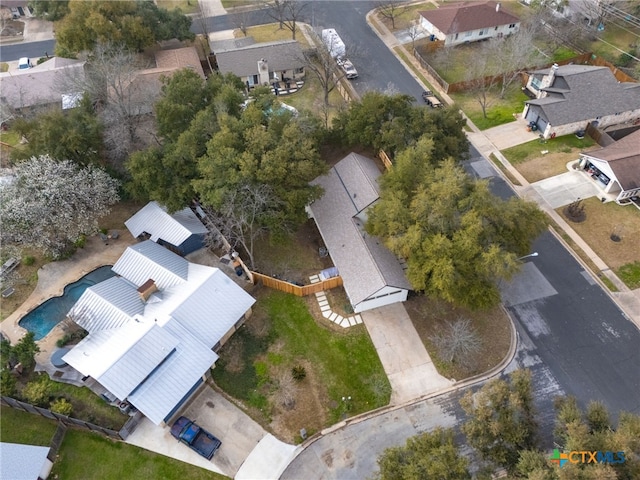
left=56, top=334, right=71, bottom=348
left=1, top=370, right=17, bottom=397
left=74, top=234, right=86, bottom=248
left=22, top=376, right=52, bottom=406
left=292, top=365, right=307, bottom=381
left=50, top=398, right=73, bottom=416
left=22, top=255, right=35, bottom=266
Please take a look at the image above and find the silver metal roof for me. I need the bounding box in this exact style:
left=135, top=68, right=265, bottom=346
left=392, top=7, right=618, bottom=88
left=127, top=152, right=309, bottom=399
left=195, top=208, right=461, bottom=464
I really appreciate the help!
left=97, top=324, right=180, bottom=400
left=171, top=269, right=256, bottom=349
left=309, top=153, right=411, bottom=307
left=112, top=240, right=188, bottom=289
left=127, top=319, right=218, bottom=425
left=0, top=442, right=51, bottom=480
left=68, top=277, right=143, bottom=332
left=124, top=201, right=207, bottom=247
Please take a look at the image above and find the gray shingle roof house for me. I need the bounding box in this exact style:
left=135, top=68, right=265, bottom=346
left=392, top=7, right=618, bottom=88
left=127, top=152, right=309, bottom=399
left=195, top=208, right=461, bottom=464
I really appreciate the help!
left=214, top=39, right=304, bottom=87
left=63, top=240, right=255, bottom=425
left=125, top=201, right=208, bottom=256
left=578, top=129, right=640, bottom=205
left=418, top=1, right=520, bottom=46
left=307, top=153, right=411, bottom=313
left=523, top=64, right=640, bottom=139
left=0, top=57, right=85, bottom=112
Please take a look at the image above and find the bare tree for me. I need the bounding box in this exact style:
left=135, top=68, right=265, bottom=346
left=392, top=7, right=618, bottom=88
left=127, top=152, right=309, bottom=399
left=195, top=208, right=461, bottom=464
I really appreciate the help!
left=265, top=0, right=307, bottom=40
left=430, top=318, right=481, bottom=368
left=232, top=9, right=252, bottom=37
left=273, top=370, right=298, bottom=409
left=406, top=19, right=422, bottom=53
left=202, top=184, right=283, bottom=269
left=465, top=50, right=499, bottom=119
left=299, top=46, right=345, bottom=126
left=376, top=1, right=406, bottom=30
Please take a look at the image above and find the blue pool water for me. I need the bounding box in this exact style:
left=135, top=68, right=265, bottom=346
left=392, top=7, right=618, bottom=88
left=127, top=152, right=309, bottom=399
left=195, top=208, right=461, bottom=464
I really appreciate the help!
left=18, top=265, right=116, bottom=340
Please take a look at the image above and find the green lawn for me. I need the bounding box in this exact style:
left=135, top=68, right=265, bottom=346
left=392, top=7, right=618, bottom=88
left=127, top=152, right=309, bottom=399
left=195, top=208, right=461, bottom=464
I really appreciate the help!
left=0, top=406, right=58, bottom=445
left=213, top=291, right=390, bottom=425
left=281, top=69, right=347, bottom=124
left=237, top=23, right=310, bottom=48
left=502, top=134, right=596, bottom=164
left=591, top=22, right=640, bottom=64
left=617, top=262, right=640, bottom=289
left=451, top=84, right=530, bottom=130
left=52, top=429, right=226, bottom=479
left=156, top=0, right=199, bottom=14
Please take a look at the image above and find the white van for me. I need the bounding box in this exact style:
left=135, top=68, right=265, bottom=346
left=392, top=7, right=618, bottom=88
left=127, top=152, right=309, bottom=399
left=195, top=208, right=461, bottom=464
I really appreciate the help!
left=18, top=57, right=33, bottom=70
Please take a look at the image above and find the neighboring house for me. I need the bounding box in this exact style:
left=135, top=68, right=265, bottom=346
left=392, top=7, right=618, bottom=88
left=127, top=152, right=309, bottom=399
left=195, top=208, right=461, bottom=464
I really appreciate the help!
left=578, top=129, right=640, bottom=206
left=125, top=201, right=208, bottom=256
left=418, top=1, right=520, bottom=46
left=523, top=64, right=640, bottom=139
left=0, top=57, right=85, bottom=114
left=0, top=442, right=52, bottom=480
left=117, top=46, right=205, bottom=116
left=307, top=153, right=411, bottom=313
left=213, top=38, right=304, bottom=88
left=63, top=240, right=255, bottom=425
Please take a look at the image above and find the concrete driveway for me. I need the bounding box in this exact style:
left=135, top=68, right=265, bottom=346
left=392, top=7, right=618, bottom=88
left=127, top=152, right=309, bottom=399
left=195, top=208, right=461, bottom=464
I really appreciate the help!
left=361, top=303, right=453, bottom=405
left=126, top=384, right=295, bottom=478
left=483, top=117, right=541, bottom=150
left=530, top=171, right=602, bottom=208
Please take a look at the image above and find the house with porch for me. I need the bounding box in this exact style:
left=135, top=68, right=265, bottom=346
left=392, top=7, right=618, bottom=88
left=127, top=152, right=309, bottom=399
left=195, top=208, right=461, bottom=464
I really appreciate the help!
left=578, top=129, right=640, bottom=207
left=124, top=201, right=208, bottom=256
left=63, top=240, right=255, bottom=425
left=523, top=64, right=640, bottom=139
left=213, top=39, right=304, bottom=89
left=418, top=1, right=520, bottom=46
left=307, top=153, right=411, bottom=313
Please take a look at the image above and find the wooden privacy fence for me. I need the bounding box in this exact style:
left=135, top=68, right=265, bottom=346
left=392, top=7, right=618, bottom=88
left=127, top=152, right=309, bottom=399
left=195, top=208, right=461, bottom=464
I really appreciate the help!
left=252, top=272, right=343, bottom=296
left=1, top=396, right=140, bottom=440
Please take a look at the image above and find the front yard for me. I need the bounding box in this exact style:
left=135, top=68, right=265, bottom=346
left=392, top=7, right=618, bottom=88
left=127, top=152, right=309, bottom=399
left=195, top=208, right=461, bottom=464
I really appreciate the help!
left=212, top=289, right=390, bottom=442
left=450, top=83, right=530, bottom=130
left=557, top=197, right=640, bottom=289
left=501, top=134, right=597, bottom=183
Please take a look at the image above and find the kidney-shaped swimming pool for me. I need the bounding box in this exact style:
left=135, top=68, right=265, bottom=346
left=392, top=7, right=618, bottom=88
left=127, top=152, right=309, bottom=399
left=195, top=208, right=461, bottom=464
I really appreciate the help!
left=18, top=265, right=116, bottom=340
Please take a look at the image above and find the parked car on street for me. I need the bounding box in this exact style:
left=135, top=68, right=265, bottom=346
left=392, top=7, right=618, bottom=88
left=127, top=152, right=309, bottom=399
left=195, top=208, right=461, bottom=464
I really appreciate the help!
left=337, top=58, right=358, bottom=79
left=170, top=416, right=221, bottom=460
left=18, top=57, right=33, bottom=70
left=421, top=90, right=443, bottom=108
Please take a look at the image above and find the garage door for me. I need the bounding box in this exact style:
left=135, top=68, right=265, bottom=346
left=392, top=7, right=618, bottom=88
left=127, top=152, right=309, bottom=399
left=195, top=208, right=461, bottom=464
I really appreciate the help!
left=536, top=117, right=548, bottom=132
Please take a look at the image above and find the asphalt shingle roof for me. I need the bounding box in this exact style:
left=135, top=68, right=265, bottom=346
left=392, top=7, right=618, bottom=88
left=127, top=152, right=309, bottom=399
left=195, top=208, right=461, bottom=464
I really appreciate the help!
left=419, top=1, right=519, bottom=34
left=309, top=153, right=411, bottom=308
left=526, top=65, right=640, bottom=125
left=215, top=40, right=304, bottom=77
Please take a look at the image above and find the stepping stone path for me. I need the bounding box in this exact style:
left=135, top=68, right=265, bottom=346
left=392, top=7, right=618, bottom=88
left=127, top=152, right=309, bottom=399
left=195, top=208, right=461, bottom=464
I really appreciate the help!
left=308, top=275, right=362, bottom=328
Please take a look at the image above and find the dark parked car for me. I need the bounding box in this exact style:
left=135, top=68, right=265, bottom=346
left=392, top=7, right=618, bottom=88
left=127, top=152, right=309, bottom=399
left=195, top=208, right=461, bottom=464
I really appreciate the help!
left=170, top=416, right=221, bottom=460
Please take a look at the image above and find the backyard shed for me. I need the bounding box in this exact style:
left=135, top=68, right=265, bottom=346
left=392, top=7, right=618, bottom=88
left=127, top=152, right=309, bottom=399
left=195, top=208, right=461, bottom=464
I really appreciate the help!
left=307, top=153, right=411, bottom=313
left=125, top=201, right=208, bottom=255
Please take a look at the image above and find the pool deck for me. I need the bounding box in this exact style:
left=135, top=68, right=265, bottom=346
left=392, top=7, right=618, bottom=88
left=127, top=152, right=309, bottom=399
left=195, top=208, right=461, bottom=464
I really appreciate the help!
left=0, top=233, right=136, bottom=358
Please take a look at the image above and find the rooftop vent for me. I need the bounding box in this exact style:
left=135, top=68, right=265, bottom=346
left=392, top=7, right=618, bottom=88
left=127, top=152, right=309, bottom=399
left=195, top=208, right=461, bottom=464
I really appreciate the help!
left=137, top=279, right=158, bottom=302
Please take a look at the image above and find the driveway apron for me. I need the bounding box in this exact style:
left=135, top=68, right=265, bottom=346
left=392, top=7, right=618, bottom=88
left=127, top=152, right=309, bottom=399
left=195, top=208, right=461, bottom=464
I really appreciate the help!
left=361, top=303, right=453, bottom=405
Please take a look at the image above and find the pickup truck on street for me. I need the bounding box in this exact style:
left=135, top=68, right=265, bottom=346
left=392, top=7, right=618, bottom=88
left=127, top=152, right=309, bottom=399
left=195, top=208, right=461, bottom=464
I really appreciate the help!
left=170, top=416, right=222, bottom=460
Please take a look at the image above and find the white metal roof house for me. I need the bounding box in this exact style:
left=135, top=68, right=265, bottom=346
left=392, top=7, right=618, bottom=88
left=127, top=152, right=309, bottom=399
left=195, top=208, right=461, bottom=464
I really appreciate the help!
left=0, top=442, right=52, bottom=480
left=307, top=153, right=411, bottom=313
left=63, top=240, right=255, bottom=425
left=523, top=64, right=640, bottom=139
left=418, top=1, right=520, bottom=46
left=578, top=129, right=640, bottom=207
left=125, top=201, right=208, bottom=255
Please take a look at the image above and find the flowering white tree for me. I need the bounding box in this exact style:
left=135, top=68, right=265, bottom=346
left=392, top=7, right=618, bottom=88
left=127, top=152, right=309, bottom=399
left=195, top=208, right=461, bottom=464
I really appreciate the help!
left=0, top=156, right=120, bottom=258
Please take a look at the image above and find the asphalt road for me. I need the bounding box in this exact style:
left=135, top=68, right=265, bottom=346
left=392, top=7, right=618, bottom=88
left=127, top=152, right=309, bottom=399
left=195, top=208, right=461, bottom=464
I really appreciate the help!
left=0, top=38, right=55, bottom=62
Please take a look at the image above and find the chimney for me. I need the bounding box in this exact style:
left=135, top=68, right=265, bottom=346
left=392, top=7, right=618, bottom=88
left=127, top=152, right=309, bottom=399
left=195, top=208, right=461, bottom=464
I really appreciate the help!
left=137, top=279, right=158, bottom=302
left=538, top=63, right=559, bottom=97
left=496, top=2, right=500, bottom=12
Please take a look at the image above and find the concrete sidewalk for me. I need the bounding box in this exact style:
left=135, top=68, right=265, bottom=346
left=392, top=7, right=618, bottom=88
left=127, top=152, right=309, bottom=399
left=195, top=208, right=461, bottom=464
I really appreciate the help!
left=362, top=303, right=453, bottom=405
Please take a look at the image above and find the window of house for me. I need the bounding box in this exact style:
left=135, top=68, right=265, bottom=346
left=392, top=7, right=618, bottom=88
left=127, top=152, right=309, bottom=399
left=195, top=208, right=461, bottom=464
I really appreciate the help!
left=509, top=23, right=516, bottom=28
left=455, top=33, right=459, bottom=40
left=294, top=67, right=304, bottom=74
left=465, top=30, right=472, bottom=37
left=479, top=29, right=485, bottom=35
left=495, top=26, right=498, bottom=30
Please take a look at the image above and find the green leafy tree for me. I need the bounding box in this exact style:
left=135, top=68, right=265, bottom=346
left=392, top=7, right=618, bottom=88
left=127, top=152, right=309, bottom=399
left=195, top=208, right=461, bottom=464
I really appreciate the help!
left=375, top=427, right=471, bottom=480
left=54, top=0, right=193, bottom=56
left=12, top=332, right=40, bottom=372
left=367, top=154, right=547, bottom=310
left=332, top=92, right=468, bottom=160
left=29, top=0, right=70, bottom=20
left=11, top=96, right=103, bottom=165
left=0, top=369, right=17, bottom=397
left=460, top=369, right=538, bottom=473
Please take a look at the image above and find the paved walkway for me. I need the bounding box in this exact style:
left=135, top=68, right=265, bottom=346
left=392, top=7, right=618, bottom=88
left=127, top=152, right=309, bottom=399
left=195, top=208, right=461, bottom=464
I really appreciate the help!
left=362, top=303, right=453, bottom=405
